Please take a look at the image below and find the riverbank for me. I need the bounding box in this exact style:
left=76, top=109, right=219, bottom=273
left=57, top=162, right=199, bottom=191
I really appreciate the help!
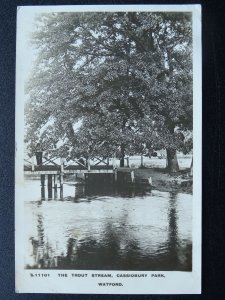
left=117, top=167, right=193, bottom=194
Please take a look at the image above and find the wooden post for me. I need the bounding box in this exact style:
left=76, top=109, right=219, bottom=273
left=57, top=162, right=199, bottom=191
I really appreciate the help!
left=131, top=171, right=135, bottom=184
left=141, top=155, right=144, bottom=167
left=112, top=156, right=115, bottom=169
left=107, top=157, right=109, bottom=167
left=60, top=187, right=63, bottom=199
left=60, top=173, right=63, bottom=198
left=126, top=157, right=129, bottom=167
left=59, top=158, right=64, bottom=198
left=60, top=159, right=64, bottom=173
left=53, top=175, right=57, bottom=198
left=87, top=159, right=90, bottom=171
left=41, top=174, right=45, bottom=186
left=41, top=175, right=45, bottom=199
left=48, top=174, right=52, bottom=199
left=41, top=187, right=45, bottom=199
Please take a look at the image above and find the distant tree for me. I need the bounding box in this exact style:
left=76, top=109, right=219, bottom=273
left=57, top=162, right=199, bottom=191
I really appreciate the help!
left=25, top=11, right=192, bottom=171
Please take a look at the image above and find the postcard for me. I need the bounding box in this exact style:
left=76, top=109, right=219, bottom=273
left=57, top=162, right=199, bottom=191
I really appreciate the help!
left=15, top=4, right=201, bottom=294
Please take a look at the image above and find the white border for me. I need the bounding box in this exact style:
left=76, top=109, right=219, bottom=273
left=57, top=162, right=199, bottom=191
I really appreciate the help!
left=15, top=4, right=202, bottom=294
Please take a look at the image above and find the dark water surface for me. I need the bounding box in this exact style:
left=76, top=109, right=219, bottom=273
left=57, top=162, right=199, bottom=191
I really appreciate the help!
left=24, top=179, right=192, bottom=271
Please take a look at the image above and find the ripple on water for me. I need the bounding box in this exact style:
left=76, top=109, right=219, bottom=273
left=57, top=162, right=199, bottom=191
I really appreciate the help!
left=24, top=179, right=192, bottom=271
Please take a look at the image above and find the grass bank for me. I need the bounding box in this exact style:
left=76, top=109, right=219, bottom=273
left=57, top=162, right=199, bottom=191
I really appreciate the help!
left=117, top=167, right=193, bottom=194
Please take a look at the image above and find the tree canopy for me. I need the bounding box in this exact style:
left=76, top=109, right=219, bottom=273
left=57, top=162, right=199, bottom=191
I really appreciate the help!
left=25, top=11, right=193, bottom=171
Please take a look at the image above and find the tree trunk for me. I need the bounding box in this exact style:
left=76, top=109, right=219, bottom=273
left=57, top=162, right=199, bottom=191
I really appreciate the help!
left=120, top=157, right=124, bottom=167
left=120, top=143, right=125, bottom=167
left=66, top=122, right=76, bottom=146
left=166, top=148, right=179, bottom=173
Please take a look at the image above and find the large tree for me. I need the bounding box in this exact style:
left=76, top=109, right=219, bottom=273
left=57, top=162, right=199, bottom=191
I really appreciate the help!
left=25, top=11, right=192, bottom=171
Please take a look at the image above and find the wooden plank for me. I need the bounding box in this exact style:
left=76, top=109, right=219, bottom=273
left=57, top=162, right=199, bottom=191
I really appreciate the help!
left=93, top=160, right=100, bottom=166
left=42, top=156, right=59, bottom=166
left=73, top=159, right=87, bottom=168
left=63, top=159, right=87, bottom=169
left=24, top=169, right=114, bottom=175
left=63, top=160, right=76, bottom=169
left=64, top=169, right=114, bottom=174
left=25, top=171, right=60, bottom=175
left=93, top=157, right=108, bottom=166
left=24, top=158, right=34, bottom=165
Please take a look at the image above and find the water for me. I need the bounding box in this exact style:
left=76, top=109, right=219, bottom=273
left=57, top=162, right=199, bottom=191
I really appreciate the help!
left=24, top=179, right=192, bottom=271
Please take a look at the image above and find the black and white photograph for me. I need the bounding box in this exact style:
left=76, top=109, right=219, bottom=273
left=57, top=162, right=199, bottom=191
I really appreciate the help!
left=15, top=5, right=201, bottom=294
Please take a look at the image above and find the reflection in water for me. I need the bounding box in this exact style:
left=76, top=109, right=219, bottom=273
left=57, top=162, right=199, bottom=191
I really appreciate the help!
left=24, top=180, right=192, bottom=271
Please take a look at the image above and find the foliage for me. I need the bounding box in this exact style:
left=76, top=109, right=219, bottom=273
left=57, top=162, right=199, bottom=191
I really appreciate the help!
left=25, top=11, right=193, bottom=164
